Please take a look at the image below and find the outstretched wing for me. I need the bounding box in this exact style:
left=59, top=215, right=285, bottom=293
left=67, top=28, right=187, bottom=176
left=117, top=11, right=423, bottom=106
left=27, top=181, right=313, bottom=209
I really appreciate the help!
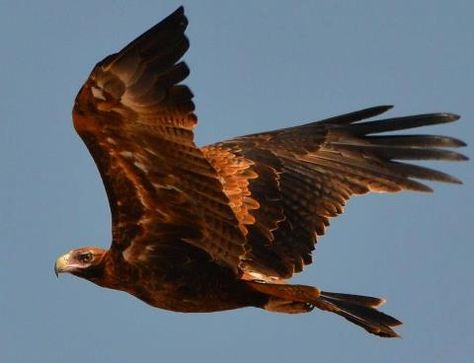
left=203, top=106, right=467, bottom=279
left=73, top=7, right=246, bottom=270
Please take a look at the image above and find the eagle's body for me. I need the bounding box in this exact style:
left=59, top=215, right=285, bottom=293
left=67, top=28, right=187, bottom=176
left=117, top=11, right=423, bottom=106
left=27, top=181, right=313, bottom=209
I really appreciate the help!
left=86, top=247, right=264, bottom=313
left=55, top=7, right=467, bottom=337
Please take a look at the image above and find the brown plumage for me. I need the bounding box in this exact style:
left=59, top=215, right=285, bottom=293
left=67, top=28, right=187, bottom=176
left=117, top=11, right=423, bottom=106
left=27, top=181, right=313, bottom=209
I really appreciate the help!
left=54, top=7, right=467, bottom=338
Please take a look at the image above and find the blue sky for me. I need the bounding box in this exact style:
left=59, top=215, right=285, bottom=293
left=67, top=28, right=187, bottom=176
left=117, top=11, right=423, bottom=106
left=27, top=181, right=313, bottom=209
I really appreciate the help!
left=1, top=1, right=473, bottom=362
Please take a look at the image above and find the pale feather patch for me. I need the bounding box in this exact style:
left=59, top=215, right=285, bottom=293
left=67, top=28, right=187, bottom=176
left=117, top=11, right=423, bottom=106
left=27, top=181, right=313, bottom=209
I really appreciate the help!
left=91, top=86, right=106, bottom=101
left=122, top=238, right=156, bottom=263
left=134, top=160, right=148, bottom=173
left=201, top=145, right=260, bottom=234
left=144, top=147, right=159, bottom=157
left=120, top=151, right=133, bottom=158
left=106, top=137, right=117, bottom=145
left=241, top=270, right=284, bottom=283
left=153, top=183, right=183, bottom=192
left=122, top=245, right=134, bottom=262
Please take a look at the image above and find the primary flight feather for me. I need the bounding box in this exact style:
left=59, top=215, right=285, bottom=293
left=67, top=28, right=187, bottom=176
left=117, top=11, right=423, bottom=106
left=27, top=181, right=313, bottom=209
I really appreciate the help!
left=55, top=7, right=467, bottom=337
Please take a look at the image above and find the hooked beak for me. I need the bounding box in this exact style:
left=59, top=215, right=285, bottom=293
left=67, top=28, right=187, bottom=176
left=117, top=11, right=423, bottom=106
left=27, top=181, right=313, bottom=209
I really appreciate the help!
left=54, top=252, right=71, bottom=277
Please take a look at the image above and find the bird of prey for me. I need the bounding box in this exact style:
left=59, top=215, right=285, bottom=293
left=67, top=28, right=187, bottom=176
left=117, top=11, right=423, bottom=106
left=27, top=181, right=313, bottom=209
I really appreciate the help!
left=54, top=7, right=467, bottom=337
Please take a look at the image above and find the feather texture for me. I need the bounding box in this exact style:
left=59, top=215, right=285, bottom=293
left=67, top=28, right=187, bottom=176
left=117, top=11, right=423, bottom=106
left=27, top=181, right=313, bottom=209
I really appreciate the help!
left=56, top=7, right=467, bottom=338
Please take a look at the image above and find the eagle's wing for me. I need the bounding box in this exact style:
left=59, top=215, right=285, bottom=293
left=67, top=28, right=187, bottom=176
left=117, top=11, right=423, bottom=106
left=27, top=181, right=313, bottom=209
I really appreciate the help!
left=203, top=106, right=467, bottom=279
left=73, top=7, right=246, bottom=270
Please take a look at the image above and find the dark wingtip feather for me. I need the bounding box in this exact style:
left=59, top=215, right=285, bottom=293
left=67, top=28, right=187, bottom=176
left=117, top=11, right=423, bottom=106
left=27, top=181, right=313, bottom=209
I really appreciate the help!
left=455, top=153, right=469, bottom=161
left=454, top=139, right=468, bottom=147
left=101, top=6, right=189, bottom=72
left=366, top=105, right=394, bottom=115
left=373, top=105, right=394, bottom=112
left=386, top=161, right=465, bottom=185
left=321, top=105, right=394, bottom=126
left=334, top=144, right=468, bottom=162
left=405, top=182, right=433, bottom=193
left=439, top=112, right=460, bottom=122
left=365, top=135, right=467, bottom=148
left=165, top=5, right=186, bottom=23
left=348, top=113, right=463, bottom=135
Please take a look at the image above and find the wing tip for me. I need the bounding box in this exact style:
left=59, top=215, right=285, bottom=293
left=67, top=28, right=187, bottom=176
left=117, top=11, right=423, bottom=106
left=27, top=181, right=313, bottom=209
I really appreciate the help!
left=167, top=5, right=188, bottom=29
left=376, top=105, right=394, bottom=112
left=172, top=6, right=187, bottom=25
left=439, top=112, right=460, bottom=122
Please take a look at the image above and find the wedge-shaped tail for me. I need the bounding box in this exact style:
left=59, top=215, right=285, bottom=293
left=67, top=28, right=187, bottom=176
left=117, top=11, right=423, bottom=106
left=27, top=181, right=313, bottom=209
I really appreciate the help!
left=315, top=291, right=402, bottom=337
left=247, top=281, right=402, bottom=337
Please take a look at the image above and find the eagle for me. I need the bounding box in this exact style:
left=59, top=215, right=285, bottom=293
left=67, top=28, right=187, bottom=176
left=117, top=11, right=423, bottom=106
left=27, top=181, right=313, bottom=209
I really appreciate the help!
left=54, top=7, right=467, bottom=338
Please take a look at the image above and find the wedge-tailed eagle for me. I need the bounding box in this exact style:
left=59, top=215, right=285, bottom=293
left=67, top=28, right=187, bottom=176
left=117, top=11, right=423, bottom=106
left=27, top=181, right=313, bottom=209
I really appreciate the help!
left=55, top=7, right=467, bottom=337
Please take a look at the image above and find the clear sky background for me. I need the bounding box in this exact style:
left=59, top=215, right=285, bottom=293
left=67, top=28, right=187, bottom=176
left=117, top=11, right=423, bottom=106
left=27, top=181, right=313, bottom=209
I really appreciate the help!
left=1, top=1, right=473, bottom=362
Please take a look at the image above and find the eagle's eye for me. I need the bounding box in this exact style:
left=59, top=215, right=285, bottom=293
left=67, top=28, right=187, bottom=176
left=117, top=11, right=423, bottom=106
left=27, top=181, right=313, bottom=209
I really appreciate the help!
left=78, top=252, right=93, bottom=263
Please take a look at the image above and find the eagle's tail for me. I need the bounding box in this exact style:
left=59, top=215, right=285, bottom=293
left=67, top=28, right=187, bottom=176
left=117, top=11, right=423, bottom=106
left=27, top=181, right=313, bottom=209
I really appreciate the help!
left=246, top=281, right=402, bottom=338
left=314, top=291, right=402, bottom=337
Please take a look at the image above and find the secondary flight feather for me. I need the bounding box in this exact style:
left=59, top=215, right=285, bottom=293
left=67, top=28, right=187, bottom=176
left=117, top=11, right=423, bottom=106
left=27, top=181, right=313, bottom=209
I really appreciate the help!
left=55, top=7, right=467, bottom=337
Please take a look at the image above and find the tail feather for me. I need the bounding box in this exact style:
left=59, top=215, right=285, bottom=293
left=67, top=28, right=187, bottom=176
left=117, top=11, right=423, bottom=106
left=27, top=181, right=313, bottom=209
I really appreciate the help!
left=316, top=291, right=402, bottom=338
left=317, top=291, right=385, bottom=307
left=246, top=281, right=402, bottom=338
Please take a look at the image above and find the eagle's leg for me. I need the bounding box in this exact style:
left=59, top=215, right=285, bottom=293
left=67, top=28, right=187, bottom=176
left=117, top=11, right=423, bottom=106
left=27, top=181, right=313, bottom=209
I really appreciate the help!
left=264, top=297, right=314, bottom=313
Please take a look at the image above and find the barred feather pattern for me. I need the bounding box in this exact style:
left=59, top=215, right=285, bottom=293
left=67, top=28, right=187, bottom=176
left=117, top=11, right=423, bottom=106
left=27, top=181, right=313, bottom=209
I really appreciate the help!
left=210, top=106, right=467, bottom=279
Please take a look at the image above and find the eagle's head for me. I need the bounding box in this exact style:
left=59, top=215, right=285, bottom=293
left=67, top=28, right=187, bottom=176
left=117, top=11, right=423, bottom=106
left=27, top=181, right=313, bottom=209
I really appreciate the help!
left=54, top=247, right=107, bottom=281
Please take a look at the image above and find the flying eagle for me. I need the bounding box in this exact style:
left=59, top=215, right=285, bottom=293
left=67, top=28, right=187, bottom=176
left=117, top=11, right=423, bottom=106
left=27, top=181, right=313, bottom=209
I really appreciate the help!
left=54, top=7, right=467, bottom=337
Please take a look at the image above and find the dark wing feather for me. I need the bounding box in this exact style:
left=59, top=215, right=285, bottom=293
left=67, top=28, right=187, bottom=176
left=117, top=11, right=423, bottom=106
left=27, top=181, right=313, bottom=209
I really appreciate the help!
left=73, top=7, right=246, bottom=271
left=204, top=106, right=467, bottom=279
